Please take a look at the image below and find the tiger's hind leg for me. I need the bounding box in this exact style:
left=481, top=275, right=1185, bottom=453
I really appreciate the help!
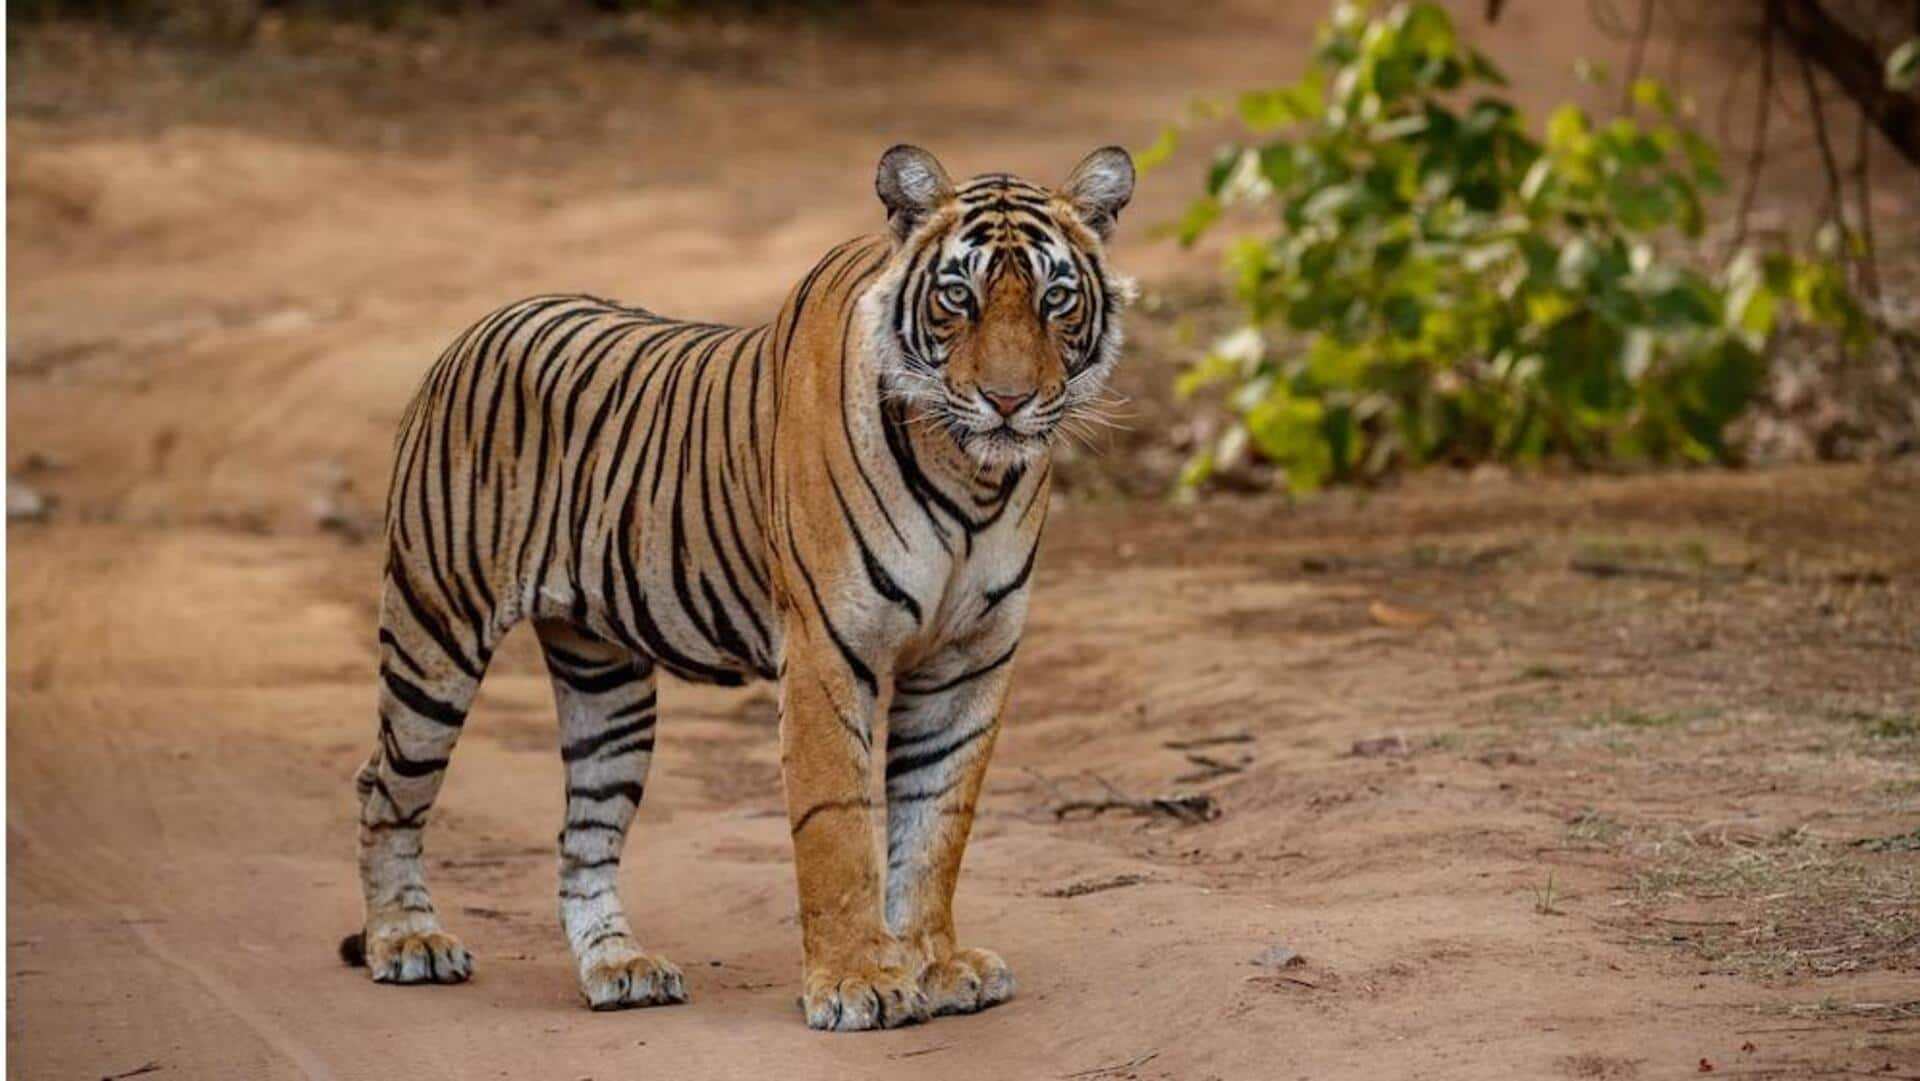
left=350, top=571, right=494, bottom=985
left=535, top=619, right=686, bottom=1010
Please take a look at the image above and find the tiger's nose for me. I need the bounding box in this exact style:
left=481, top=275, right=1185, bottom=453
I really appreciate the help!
left=981, top=387, right=1034, bottom=417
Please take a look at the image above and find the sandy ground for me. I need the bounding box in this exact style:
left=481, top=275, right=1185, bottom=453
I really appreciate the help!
left=8, top=3, right=1918, bottom=1079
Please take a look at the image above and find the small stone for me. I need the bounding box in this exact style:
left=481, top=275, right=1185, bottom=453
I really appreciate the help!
left=1251, top=944, right=1304, bottom=968
left=7, top=482, right=50, bottom=521
left=1351, top=735, right=1410, bottom=757
left=310, top=493, right=372, bottom=542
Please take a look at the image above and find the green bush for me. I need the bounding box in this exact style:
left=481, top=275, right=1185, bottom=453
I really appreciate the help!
left=1156, top=0, right=1867, bottom=493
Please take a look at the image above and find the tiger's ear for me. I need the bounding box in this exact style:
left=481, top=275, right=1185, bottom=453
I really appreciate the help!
left=875, top=145, right=954, bottom=243
left=1062, top=146, right=1135, bottom=242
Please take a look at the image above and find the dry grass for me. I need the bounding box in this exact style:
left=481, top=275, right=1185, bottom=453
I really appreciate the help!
left=1615, top=823, right=1920, bottom=978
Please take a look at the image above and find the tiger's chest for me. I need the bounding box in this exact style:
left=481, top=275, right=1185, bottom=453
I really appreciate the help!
left=859, top=471, right=1049, bottom=684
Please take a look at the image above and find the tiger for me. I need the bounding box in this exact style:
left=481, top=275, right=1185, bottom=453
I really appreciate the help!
left=342, top=144, right=1135, bottom=1031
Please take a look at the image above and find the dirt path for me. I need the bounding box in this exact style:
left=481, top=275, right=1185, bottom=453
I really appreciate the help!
left=8, top=4, right=1917, bottom=1078
left=9, top=471, right=1918, bottom=1080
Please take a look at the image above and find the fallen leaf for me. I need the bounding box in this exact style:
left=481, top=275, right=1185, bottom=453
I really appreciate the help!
left=1368, top=599, right=1439, bottom=629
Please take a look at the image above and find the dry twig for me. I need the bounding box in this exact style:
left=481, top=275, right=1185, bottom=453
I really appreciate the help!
left=1162, top=732, right=1252, bottom=750
left=1174, top=752, right=1248, bottom=784
left=1053, top=774, right=1221, bottom=824
left=1061, top=1052, right=1161, bottom=1079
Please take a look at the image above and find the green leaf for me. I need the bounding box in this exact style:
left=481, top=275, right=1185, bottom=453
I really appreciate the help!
left=1396, top=2, right=1456, bottom=54
left=1678, top=129, right=1723, bottom=191
left=1157, top=0, right=1871, bottom=492
left=1206, top=149, right=1242, bottom=197
left=1245, top=390, right=1334, bottom=494
left=1135, top=125, right=1180, bottom=172
left=1888, top=37, right=1920, bottom=90
left=1177, top=448, right=1218, bottom=491
left=1176, top=353, right=1243, bottom=399
left=1257, top=142, right=1300, bottom=189
left=1545, top=104, right=1589, bottom=155
left=1383, top=294, right=1425, bottom=339
left=1238, top=77, right=1325, bottom=131
left=1629, top=77, right=1674, bottom=115
left=1724, top=266, right=1778, bottom=344
left=1301, top=181, right=1366, bottom=223
left=1466, top=48, right=1510, bottom=87
left=1173, top=196, right=1221, bottom=247
left=1639, top=270, right=1719, bottom=329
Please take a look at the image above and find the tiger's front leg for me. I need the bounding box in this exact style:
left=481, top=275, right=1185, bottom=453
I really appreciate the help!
left=885, top=648, right=1018, bottom=1016
left=780, top=630, right=931, bottom=1032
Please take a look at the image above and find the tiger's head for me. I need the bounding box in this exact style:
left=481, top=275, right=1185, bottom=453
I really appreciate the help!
left=860, top=145, right=1136, bottom=468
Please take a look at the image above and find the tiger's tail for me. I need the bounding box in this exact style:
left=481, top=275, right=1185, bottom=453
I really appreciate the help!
left=338, top=931, right=367, bottom=968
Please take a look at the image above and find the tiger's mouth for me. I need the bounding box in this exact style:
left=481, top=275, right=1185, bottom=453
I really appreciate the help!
left=950, top=413, right=1053, bottom=467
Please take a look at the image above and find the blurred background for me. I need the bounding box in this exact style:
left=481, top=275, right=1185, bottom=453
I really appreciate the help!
left=7, top=2, right=1919, bottom=1079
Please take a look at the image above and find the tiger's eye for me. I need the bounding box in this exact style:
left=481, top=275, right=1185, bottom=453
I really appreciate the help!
left=1044, top=284, right=1074, bottom=308
left=940, top=284, right=972, bottom=309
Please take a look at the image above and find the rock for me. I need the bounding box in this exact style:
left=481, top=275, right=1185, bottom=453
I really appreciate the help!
left=1351, top=734, right=1410, bottom=757
left=1252, top=944, right=1304, bottom=968
left=19, top=451, right=67, bottom=474
left=8, top=482, right=51, bottom=521
left=309, top=493, right=372, bottom=543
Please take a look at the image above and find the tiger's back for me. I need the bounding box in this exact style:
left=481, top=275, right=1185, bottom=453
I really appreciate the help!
left=385, top=290, right=792, bottom=685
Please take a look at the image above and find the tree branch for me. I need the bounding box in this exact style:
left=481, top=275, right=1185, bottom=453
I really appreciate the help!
left=1622, top=0, right=1657, bottom=112
left=1790, top=8, right=1850, bottom=228
left=1853, top=100, right=1882, bottom=299
left=1734, top=17, right=1775, bottom=247
left=1772, top=0, right=1920, bottom=167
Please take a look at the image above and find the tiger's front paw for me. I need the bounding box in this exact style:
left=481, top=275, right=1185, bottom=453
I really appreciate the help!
left=580, top=949, right=687, bottom=1011
left=364, top=930, right=474, bottom=985
left=802, top=964, right=930, bottom=1032
left=920, top=946, right=1015, bottom=1016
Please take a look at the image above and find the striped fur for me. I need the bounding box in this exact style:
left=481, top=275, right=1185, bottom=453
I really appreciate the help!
left=346, top=145, right=1134, bottom=1028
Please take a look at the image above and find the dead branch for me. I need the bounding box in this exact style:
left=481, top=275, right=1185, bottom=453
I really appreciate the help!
left=1042, top=873, right=1150, bottom=898
left=1061, top=1052, right=1161, bottom=1080
left=1174, top=752, right=1249, bottom=784
left=1789, top=9, right=1852, bottom=234
left=1161, top=732, right=1253, bottom=750
left=1852, top=100, right=1882, bottom=298
left=1053, top=789, right=1221, bottom=825
left=1734, top=16, right=1775, bottom=247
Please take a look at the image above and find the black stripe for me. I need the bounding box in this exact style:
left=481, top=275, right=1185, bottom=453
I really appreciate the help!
left=981, top=535, right=1041, bottom=613
left=386, top=567, right=481, bottom=679
left=790, top=797, right=869, bottom=836
left=546, top=655, right=644, bottom=696
left=381, top=667, right=468, bottom=728
left=568, top=781, right=646, bottom=804
left=897, top=640, right=1020, bottom=696
left=886, top=721, right=993, bottom=782
left=785, top=527, right=877, bottom=695
left=831, top=473, right=922, bottom=622
left=378, top=715, right=450, bottom=777
left=562, top=708, right=657, bottom=762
